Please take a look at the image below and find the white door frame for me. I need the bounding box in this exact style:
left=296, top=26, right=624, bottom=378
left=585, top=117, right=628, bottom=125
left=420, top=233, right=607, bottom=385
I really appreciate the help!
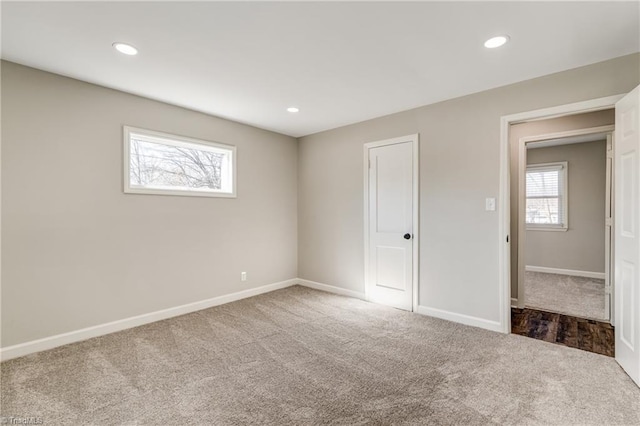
left=516, top=125, right=615, bottom=314
left=364, top=134, right=420, bottom=312
left=605, top=132, right=614, bottom=324
left=499, top=95, right=625, bottom=333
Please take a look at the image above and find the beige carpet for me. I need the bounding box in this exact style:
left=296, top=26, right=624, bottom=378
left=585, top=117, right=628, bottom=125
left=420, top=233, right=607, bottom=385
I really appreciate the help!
left=2, top=285, right=638, bottom=425
left=525, top=271, right=606, bottom=320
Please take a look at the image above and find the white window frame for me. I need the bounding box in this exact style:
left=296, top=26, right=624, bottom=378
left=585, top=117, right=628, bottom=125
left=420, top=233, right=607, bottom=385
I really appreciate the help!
left=123, top=126, right=237, bottom=198
left=525, top=161, right=568, bottom=232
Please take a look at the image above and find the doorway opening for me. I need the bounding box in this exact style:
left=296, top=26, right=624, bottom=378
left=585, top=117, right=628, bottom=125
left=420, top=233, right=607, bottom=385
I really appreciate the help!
left=517, top=124, right=614, bottom=322
left=500, top=88, right=640, bottom=387
left=508, top=110, right=616, bottom=356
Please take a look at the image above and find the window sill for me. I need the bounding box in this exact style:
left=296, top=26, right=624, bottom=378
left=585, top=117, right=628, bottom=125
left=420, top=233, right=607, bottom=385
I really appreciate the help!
left=125, top=187, right=237, bottom=198
left=526, top=226, right=568, bottom=232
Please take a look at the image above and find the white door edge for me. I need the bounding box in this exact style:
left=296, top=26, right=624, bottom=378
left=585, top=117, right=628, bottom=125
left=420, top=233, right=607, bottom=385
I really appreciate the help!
left=614, top=85, right=640, bottom=387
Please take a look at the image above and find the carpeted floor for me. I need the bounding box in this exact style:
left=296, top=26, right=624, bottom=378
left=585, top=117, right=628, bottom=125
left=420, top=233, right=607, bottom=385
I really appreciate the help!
left=525, top=271, right=606, bottom=320
left=2, top=286, right=638, bottom=425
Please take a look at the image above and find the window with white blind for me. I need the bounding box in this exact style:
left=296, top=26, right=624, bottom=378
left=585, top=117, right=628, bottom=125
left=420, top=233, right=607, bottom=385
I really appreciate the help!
left=123, top=126, right=236, bottom=198
left=525, top=162, right=568, bottom=231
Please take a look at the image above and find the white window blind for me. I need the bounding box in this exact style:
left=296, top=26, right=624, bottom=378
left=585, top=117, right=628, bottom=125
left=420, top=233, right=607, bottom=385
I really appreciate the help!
left=525, top=162, right=568, bottom=229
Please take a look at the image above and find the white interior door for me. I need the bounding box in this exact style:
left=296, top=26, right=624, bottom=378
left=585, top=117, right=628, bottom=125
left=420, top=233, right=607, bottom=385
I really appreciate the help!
left=366, top=137, right=417, bottom=311
left=615, top=85, right=640, bottom=387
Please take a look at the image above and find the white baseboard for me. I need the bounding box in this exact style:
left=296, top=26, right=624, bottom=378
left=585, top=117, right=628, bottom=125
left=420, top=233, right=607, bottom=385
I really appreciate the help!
left=511, top=298, right=518, bottom=308
left=297, top=278, right=366, bottom=300
left=298, top=280, right=505, bottom=333
left=0, top=278, right=298, bottom=362
left=416, top=305, right=504, bottom=333
left=2, top=277, right=504, bottom=361
left=525, top=265, right=605, bottom=280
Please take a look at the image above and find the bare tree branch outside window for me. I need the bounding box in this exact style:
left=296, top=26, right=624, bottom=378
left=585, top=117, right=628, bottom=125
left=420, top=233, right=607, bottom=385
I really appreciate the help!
left=130, top=139, right=225, bottom=190
left=124, top=127, right=235, bottom=197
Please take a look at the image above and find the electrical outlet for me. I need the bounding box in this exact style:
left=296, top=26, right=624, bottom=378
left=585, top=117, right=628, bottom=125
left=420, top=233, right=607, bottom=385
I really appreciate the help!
left=241, top=272, right=247, bottom=281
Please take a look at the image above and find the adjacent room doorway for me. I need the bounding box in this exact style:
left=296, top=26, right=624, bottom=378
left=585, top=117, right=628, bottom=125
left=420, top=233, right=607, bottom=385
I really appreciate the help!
left=516, top=125, right=614, bottom=322
left=500, top=87, right=640, bottom=387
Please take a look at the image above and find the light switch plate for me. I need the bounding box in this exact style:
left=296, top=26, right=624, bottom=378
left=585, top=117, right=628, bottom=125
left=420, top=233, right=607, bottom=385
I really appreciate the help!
left=485, top=198, right=496, bottom=211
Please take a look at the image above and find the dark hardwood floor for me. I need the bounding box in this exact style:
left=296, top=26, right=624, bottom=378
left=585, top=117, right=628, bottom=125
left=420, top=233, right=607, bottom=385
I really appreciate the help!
left=511, top=307, right=614, bottom=357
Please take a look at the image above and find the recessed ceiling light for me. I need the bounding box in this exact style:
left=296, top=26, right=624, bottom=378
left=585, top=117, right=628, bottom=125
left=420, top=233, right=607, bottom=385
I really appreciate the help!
left=287, top=107, right=300, bottom=113
left=484, top=35, right=509, bottom=49
left=113, top=42, right=138, bottom=56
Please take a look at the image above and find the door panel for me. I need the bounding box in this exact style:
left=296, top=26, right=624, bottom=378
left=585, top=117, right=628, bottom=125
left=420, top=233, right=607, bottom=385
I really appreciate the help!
left=620, top=261, right=635, bottom=348
left=375, top=150, right=410, bottom=233
left=367, top=140, right=414, bottom=311
left=615, top=85, right=640, bottom=387
left=375, top=246, right=407, bottom=291
left=621, top=152, right=636, bottom=236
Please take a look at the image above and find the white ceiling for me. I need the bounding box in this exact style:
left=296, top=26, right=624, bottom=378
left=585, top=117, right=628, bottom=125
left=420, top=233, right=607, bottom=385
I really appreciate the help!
left=2, top=2, right=638, bottom=137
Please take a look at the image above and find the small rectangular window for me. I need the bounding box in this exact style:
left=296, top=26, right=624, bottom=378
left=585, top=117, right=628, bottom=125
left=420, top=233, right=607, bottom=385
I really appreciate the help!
left=525, top=162, right=568, bottom=230
left=124, top=126, right=236, bottom=198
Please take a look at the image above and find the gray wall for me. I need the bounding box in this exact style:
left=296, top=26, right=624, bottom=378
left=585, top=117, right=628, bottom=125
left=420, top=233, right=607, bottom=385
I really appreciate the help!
left=1, top=61, right=298, bottom=347
left=525, top=141, right=607, bottom=272
left=298, top=53, right=639, bottom=323
left=509, top=111, right=614, bottom=298
left=2, top=54, right=639, bottom=347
